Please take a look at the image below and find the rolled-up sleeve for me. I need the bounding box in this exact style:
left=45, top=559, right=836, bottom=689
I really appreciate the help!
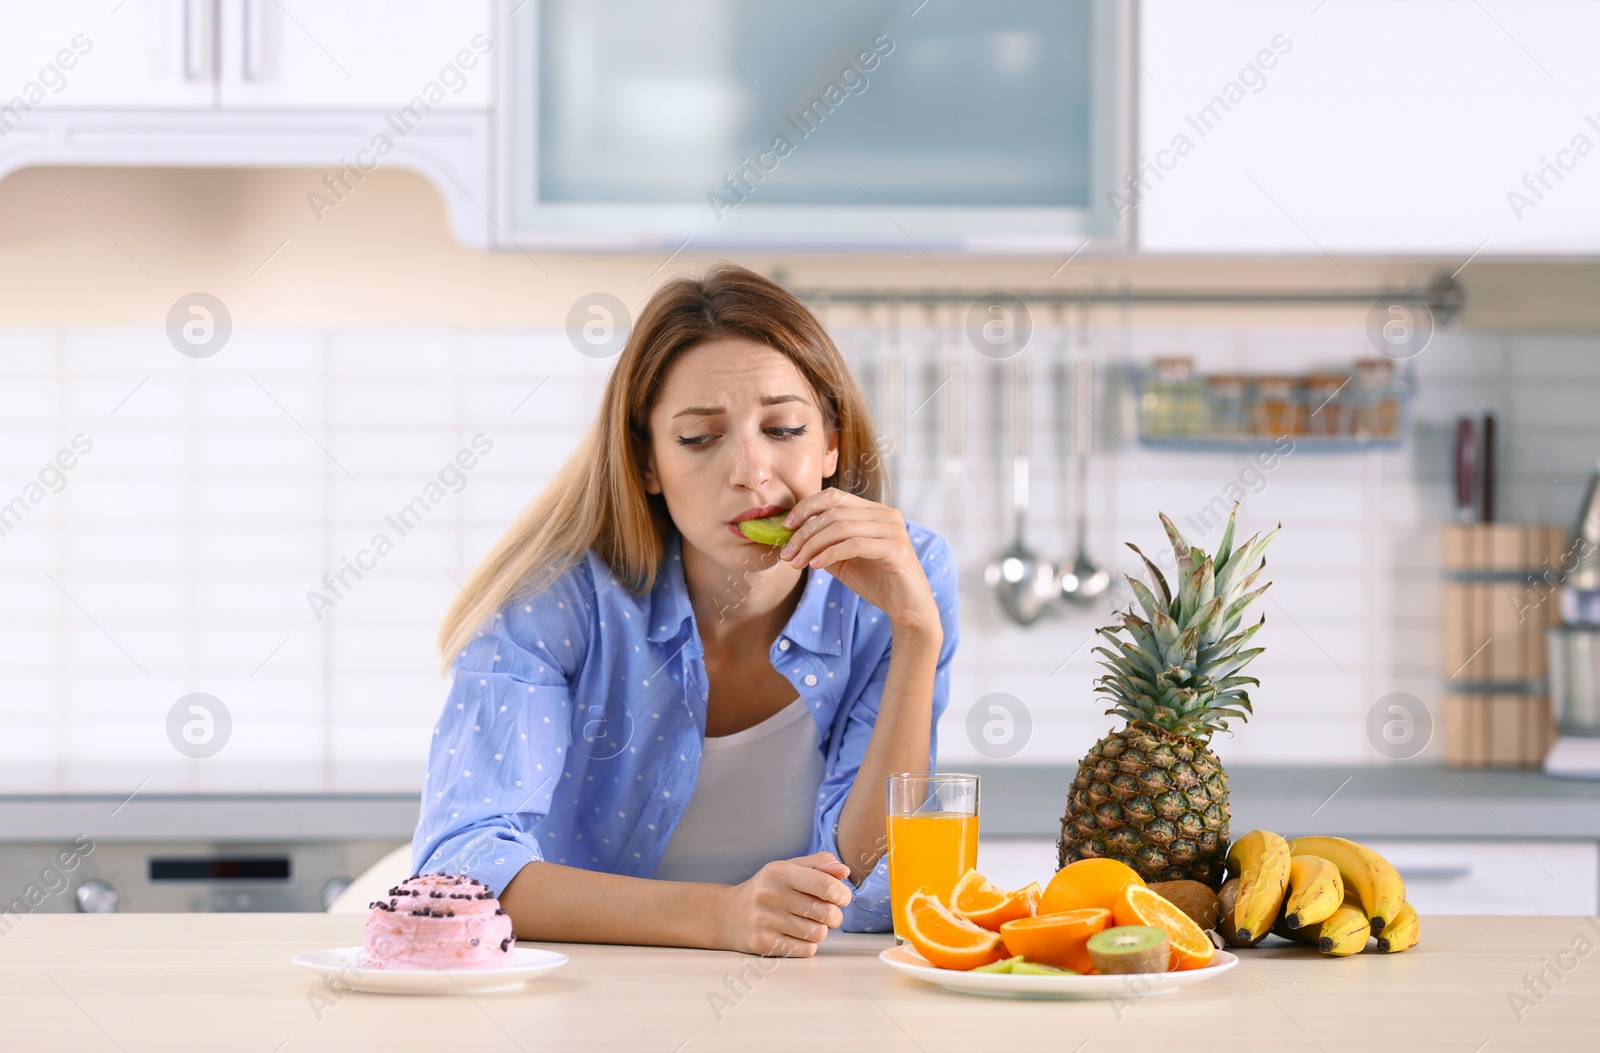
left=816, top=532, right=960, bottom=932
left=411, top=568, right=592, bottom=897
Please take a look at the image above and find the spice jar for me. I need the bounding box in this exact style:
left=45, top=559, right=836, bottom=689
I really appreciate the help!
left=1352, top=358, right=1399, bottom=439
left=1206, top=375, right=1249, bottom=438
left=1252, top=375, right=1303, bottom=438
left=1303, top=373, right=1351, bottom=437
left=1143, top=356, right=1200, bottom=437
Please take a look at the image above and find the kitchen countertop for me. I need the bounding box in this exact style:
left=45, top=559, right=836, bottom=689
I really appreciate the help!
left=1, top=913, right=1592, bottom=1051
left=4, top=765, right=1599, bottom=843
left=972, top=763, right=1600, bottom=840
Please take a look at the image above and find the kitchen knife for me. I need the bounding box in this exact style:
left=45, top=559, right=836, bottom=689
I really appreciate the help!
left=1455, top=415, right=1477, bottom=524
left=1482, top=413, right=1496, bottom=524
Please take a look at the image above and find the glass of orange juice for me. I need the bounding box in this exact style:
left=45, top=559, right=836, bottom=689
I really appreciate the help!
left=886, top=771, right=979, bottom=943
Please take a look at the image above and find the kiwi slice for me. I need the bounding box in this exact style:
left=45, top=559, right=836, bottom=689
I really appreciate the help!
left=1012, top=961, right=1078, bottom=976
left=736, top=515, right=795, bottom=546
left=972, top=955, right=1024, bottom=973
left=1087, top=926, right=1172, bottom=975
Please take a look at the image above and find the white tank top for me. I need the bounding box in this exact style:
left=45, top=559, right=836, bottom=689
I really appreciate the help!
left=653, top=696, right=827, bottom=884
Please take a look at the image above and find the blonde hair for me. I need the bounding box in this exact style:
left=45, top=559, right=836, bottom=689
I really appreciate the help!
left=437, top=264, right=883, bottom=670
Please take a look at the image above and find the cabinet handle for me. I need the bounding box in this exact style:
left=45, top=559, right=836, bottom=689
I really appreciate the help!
left=241, top=0, right=263, bottom=81
left=182, top=0, right=211, bottom=81
left=1397, top=866, right=1472, bottom=883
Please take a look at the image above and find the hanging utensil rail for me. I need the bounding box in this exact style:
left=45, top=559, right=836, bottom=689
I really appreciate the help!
left=793, top=273, right=1463, bottom=325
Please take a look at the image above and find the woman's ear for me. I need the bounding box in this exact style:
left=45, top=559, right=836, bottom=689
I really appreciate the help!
left=635, top=434, right=662, bottom=495
left=823, top=426, right=840, bottom=480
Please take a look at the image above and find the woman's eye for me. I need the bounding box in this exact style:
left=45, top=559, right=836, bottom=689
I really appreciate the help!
left=676, top=426, right=805, bottom=449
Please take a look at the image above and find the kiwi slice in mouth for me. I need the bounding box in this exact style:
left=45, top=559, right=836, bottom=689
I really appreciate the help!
left=1086, top=925, right=1172, bottom=974
left=736, top=515, right=795, bottom=546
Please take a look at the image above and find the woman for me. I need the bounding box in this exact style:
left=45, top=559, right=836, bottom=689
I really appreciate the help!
left=413, top=265, right=958, bottom=957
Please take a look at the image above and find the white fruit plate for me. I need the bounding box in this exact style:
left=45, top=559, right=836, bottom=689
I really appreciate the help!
left=291, top=947, right=569, bottom=995
left=879, top=945, right=1237, bottom=1000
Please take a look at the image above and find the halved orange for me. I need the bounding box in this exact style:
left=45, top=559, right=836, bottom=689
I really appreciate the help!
left=904, top=887, right=1004, bottom=970
left=1040, top=857, right=1146, bottom=916
left=949, top=868, right=1042, bottom=932
left=997, top=908, right=1112, bottom=973
left=1113, top=884, right=1216, bottom=970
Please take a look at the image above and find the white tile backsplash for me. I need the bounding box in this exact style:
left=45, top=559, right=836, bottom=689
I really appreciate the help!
left=2, top=325, right=1598, bottom=793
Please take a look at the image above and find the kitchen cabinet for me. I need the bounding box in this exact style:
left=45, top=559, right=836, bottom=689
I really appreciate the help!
left=499, top=0, right=1131, bottom=251
left=0, top=1, right=212, bottom=109
left=0, top=1, right=492, bottom=111
left=215, top=1, right=492, bottom=110
left=0, top=0, right=494, bottom=247
left=1136, top=0, right=1600, bottom=254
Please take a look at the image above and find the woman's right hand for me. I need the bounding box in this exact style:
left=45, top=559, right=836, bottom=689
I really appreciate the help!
left=716, top=851, right=854, bottom=956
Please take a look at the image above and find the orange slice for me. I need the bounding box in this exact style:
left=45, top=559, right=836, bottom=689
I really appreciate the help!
left=1114, top=884, right=1216, bottom=970
left=1040, top=857, right=1146, bottom=916
left=904, top=887, right=1004, bottom=971
left=949, top=868, right=1042, bottom=932
left=997, top=908, right=1112, bottom=973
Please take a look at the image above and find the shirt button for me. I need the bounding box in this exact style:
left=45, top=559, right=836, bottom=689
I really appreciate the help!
left=778, top=639, right=790, bottom=651
left=804, top=674, right=817, bottom=687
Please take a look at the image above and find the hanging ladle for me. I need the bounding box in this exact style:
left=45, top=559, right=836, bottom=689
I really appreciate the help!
left=1059, top=301, right=1111, bottom=605
left=986, top=350, right=1059, bottom=625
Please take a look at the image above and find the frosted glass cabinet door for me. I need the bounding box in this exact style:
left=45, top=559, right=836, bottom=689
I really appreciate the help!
left=0, top=0, right=216, bottom=109
left=503, top=0, right=1130, bottom=250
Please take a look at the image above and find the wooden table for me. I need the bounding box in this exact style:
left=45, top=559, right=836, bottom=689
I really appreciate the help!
left=1, top=913, right=1594, bottom=1051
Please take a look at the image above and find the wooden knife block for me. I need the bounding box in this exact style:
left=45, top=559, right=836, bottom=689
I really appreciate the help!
left=1441, top=524, right=1566, bottom=767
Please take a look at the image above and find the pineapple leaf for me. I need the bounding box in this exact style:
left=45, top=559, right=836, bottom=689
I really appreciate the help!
left=1194, top=596, right=1227, bottom=648
left=1234, top=561, right=1268, bottom=601
left=1213, top=533, right=1258, bottom=600
left=1125, top=543, right=1172, bottom=608
left=1124, top=620, right=1164, bottom=661
left=1222, top=583, right=1273, bottom=629
left=1088, top=510, right=1275, bottom=741
left=1199, top=620, right=1261, bottom=662
left=1127, top=577, right=1164, bottom=623
left=1214, top=504, right=1239, bottom=570
left=1168, top=624, right=1201, bottom=667
left=1119, top=640, right=1167, bottom=672
left=1209, top=646, right=1267, bottom=681
left=1150, top=608, right=1181, bottom=649
left=1158, top=511, right=1191, bottom=566
left=1218, top=524, right=1280, bottom=600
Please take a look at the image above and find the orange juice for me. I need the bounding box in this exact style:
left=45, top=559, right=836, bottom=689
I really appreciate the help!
left=886, top=812, right=979, bottom=939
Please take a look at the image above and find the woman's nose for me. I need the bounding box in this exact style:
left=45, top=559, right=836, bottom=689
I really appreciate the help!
left=725, top=426, right=773, bottom=488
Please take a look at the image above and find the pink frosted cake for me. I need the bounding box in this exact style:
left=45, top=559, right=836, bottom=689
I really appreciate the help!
left=360, top=873, right=517, bottom=970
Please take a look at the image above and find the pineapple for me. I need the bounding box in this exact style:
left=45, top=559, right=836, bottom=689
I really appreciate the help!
left=1056, top=506, right=1277, bottom=889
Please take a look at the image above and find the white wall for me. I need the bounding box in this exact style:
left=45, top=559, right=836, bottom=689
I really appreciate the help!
left=4, top=324, right=1594, bottom=793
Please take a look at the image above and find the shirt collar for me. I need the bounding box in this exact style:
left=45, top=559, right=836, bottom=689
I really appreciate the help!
left=647, top=530, right=844, bottom=656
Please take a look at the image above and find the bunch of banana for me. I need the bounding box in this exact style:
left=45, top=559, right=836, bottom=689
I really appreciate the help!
left=1287, top=836, right=1407, bottom=937
left=1272, top=896, right=1371, bottom=956
left=1222, top=830, right=1422, bottom=955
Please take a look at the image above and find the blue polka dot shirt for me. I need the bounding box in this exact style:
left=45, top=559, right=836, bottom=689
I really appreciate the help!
left=411, top=520, right=959, bottom=933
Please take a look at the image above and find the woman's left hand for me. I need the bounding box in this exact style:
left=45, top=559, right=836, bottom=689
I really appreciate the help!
left=778, top=489, right=940, bottom=639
